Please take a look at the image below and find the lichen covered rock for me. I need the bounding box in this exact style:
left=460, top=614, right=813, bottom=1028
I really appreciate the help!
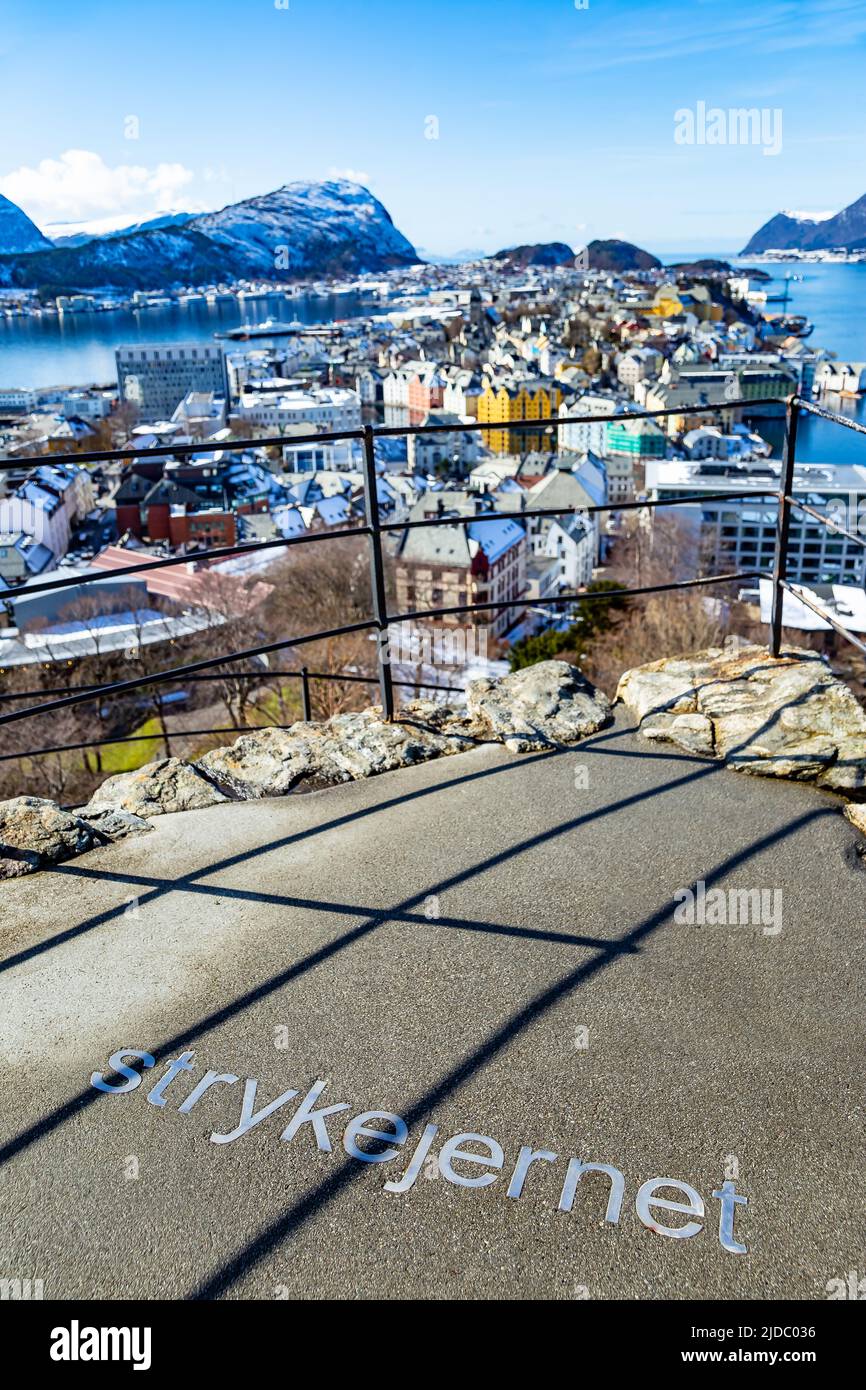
left=81, top=806, right=153, bottom=841
left=467, top=659, right=611, bottom=751
left=0, top=796, right=150, bottom=879
left=198, top=727, right=315, bottom=799
left=86, top=757, right=228, bottom=818
left=199, top=705, right=477, bottom=799
left=617, top=644, right=866, bottom=796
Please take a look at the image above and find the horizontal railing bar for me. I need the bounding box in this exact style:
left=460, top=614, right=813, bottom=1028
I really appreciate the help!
left=291, top=674, right=465, bottom=693
left=779, top=578, right=866, bottom=657
left=0, top=569, right=755, bottom=730
left=1, top=488, right=783, bottom=604
left=1, top=397, right=789, bottom=472
left=786, top=495, right=866, bottom=548
left=370, top=397, right=788, bottom=440
left=795, top=399, right=866, bottom=437
left=0, top=391, right=853, bottom=766
left=0, top=620, right=378, bottom=728
left=0, top=669, right=465, bottom=701
left=9, top=522, right=371, bottom=600
left=379, top=489, right=780, bottom=535
left=0, top=396, right=788, bottom=603
left=2, top=676, right=469, bottom=762
left=0, top=427, right=366, bottom=472
left=389, top=571, right=762, bottom=625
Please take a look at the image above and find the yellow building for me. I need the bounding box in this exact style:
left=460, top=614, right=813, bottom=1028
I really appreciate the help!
left=651, top=283, right=684, bottom=318
left=652, top=282, right=723, bottom=323
left=476, top=380, right=563, bottom=454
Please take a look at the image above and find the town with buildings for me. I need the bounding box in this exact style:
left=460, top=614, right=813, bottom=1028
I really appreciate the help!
left=3, top=251, right=864, bottom=691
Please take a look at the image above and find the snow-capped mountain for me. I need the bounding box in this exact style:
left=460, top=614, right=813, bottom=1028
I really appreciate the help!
left=194, top=181, right=416, bottom=274
left=741, top=192, right=866, bottom=253
left=49, top=211, right=194, bottom=248
left=0, top=180, right=419, bottom=290
left=0, top=193, right=53, bottom=254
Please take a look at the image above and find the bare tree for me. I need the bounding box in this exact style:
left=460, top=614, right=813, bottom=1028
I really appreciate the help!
left=262, top=536, right=377, bottom=719
left=184, top=569, right=273, bottom=730
left=583, top=511, right=730, bottom=694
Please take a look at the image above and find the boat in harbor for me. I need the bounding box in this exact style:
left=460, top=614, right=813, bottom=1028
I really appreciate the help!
left=762, top=312, right=814, bottom=338
left=217, top=318, right=304, bottom=340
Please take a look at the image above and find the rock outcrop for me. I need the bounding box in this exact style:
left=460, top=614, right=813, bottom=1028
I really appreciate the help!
left=1, top=662, right=611, bottom=879
left=617, top=644, right=866, bottom=796
left=86, top=757, right=229, bottom=818
left=467, top=661, right=611, bottom=752
left=0, top=797, right=150, bottom=879
left=197, top=707, right=474, bottom=799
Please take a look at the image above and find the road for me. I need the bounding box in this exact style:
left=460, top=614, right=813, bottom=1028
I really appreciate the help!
left=1, top=712, right=864, bottom=1300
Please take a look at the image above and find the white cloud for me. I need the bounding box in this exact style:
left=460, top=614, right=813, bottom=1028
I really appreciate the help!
left=0, top=149, right=196, bottom=228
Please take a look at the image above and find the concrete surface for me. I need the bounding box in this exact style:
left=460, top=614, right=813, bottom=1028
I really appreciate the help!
left=1, top=711, right=864, bottom=1301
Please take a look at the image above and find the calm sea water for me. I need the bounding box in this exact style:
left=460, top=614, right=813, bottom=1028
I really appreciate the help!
left=0, top=290, right=376, bottom=390
left=663, top=254, right=866, bottom=466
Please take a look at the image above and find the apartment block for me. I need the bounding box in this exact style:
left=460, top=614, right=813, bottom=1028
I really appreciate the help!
left=646, top=458, right=866, bottom=585
left=116, top=343, right=228, bottom=423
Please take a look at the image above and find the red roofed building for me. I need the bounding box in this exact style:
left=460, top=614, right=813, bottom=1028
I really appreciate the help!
left=88, top=545, right=271, bottom=611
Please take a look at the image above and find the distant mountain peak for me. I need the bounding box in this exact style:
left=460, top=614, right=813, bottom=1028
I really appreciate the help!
left=49, top=210, right=194, bottom=249
left=780, top=209, right=834, bottom=223
left=742, top=191, right=866, bottom=253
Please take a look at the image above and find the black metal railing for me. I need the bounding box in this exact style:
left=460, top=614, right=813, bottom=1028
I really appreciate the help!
left=0, top=393, right=862, bottom=767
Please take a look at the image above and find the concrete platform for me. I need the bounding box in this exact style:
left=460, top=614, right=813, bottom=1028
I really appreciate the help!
left=1, top=712, right=864, bottom=1300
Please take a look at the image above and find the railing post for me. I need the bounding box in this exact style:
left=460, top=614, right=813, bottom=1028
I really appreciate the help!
left=300, top=665, right=312, bottom=722
left=769, top=394, right=799, bottom=658
left=362, top=423, right=395, bottom=720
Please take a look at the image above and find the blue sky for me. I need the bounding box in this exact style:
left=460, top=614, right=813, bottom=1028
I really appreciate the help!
left=1, top=0, right=865, bottom=254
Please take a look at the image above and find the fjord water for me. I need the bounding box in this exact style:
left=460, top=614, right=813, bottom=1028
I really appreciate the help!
left=0, top=289, right=377, bottom=390
left=664, top=255, right=866, bottom=465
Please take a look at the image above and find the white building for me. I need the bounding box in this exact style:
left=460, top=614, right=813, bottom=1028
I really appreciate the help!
left=383, top=362, right=426, bottom=408
left=0, top=387, right=39, bottom=413
left=646, top=457, right=866, bottom=586
left=406, top=412, right=482, bottom=475
left=59, top=390, right=114, bottom=420
left=558, top=394, right=621, bottom=458
left=442, top=367, right=484, bottom=418
left=682, top=425, right=771, bottom=462
left=814, top=362, right=866, bottom=395
left=170, top=391, right=228, bottom=439
left=280, top=438, right=361, bottom=472
left=234, top=385, right=361, bottom=433
left=617, top=348, right=662, bottom=389
left=541, top=514, right=595, bottom=591
left=0, top=463, right=95, bottom=566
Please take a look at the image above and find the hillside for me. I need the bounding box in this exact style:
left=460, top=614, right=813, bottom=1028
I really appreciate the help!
left=490, top=242, right=575, bottom=269
left=586, top=239, right=661, bottom=272
left=0, top=193, right=52, bottom=254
